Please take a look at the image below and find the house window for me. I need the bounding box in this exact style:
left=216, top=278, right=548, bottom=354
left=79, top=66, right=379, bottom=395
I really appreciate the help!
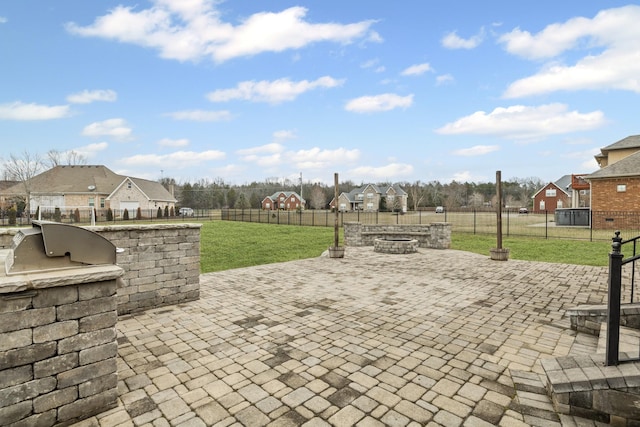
left=356, top=194, right=363, bottom=200
left=265, top=202, right=271, bottom=209
left=88, top=197, right=95, bottom=207
left=127, top=182, right=132, bottom=189
left=280, top=196, right=285, bottom=201
left=617, top=184, right=627, bottom=192
left=100, top=198, right=105, bottom=208
left=367, top=193, right=374, bottom=199
left=339, top=203, right=346, bottom=211
left=539, top=200, right=545, bottom=211
left=367, top=202, right=374, bottom=210
left=557, top=200, right=563, bottom=209
left=545, top=189, right=556, bottom=197
left=291, top=196, right=296, bottom=202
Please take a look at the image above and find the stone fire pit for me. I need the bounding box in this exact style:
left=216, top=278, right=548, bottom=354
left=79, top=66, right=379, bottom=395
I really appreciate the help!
left=374, top=238, right=419, bottom=254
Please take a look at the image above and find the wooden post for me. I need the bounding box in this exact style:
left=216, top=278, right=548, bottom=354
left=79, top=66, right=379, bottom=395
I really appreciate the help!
left=334, top=172, right=339, bottom=249
left=496, top=170, right=502, bottom=250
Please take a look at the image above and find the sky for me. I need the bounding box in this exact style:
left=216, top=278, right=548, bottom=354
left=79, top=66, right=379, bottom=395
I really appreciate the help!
left=1, top=1, right=639, bottom=186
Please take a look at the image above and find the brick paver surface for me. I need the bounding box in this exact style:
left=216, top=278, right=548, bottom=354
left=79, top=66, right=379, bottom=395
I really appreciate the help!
left=73, top=247, right=612, bottom=426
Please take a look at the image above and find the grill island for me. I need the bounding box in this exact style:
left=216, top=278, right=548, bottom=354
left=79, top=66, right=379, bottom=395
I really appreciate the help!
left=0, top=221, right=124, bottom=426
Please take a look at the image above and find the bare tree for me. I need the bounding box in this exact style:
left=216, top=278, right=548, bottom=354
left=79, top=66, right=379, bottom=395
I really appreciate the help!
left=309, top=184, right=327, bottom=209
left=46, top=149, right=88, bottom=167
left=407, top=181, right=427, bottom=211
left=3, top=151, right=45, bottom=218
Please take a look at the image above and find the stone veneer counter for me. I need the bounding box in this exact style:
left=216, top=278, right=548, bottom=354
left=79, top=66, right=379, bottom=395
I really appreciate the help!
left=0, top=249, right=124, bottom=426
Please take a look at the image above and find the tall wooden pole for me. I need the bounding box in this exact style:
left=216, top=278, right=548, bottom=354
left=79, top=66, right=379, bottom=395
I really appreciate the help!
left=496, top=170, right=503, bottom=250
left=334, top=172, right=339, bottom=248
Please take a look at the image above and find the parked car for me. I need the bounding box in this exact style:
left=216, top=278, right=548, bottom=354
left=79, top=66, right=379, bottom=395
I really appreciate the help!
left=435, top=206, right=444, bottom=213
left=179, top=207, right=194, bottom=216
left=519, top=207, right=528, bottom=214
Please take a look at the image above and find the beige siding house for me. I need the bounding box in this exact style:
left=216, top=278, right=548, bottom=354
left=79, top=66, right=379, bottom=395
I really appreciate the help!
left=3, top=165, right=176, bottom=218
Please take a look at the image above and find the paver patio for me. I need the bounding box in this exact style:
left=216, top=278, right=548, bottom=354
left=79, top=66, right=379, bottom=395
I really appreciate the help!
left=72, top=247, right=612, bottom=426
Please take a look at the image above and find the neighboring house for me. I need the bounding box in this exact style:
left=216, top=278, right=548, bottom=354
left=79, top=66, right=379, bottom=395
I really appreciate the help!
left=0, top=180, right=19, bottom=211
left=587, top=149, right=640, bottom=228
left=570, top=174, right=591, bottom=208
left=594, top=135, right=640, bottom=168
left=261, top=191, right=305, bottom=210
left=586, top=135, right=640, bottom=229
left=2, top=165, right=177, bottom=217
left=329, top=184, right=408, bottom=212
left=532, top=176, right=571, bottom=213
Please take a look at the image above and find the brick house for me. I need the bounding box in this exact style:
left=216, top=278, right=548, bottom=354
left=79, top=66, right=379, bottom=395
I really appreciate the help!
left=2, top=165, right=176, bottom=218
left=329, top=184, right=408, bottom=212
left=532, top=176, right=571, bottom=213
left=261, top=191, right=305, bottom=210
left=587, top=135, right=640, bottom=229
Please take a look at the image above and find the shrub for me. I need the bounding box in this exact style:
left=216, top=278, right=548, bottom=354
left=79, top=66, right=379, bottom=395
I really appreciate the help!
left=74, top=208, right=80, bottom=223
left=157, top=207, right=163, bottom=218
left=8, top=207, right=16, bottom=225
left=123, top=209, right=130, bottom=220
left=54, top=207, right=61, bottom=222
left=136, top=207, right=142, bottom=220
left=106, top=208, right=113, bottom=221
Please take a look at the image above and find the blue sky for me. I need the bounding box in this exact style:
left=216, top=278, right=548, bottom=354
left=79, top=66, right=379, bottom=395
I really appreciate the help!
left=1, top=1, right=638, bottom=185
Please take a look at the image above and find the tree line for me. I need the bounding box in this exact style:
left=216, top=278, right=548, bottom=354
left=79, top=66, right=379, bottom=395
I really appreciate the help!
left=1, top=150, right=545, bottom=212
left=172, top=176, right=545, bottom=211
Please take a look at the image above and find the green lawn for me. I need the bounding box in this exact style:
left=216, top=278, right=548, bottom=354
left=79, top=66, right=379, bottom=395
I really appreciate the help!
left=200, top=221, right=336, bottom=272
left=451, top=233, right=611, bottom=267
left=199, top=221, right=615, bottom=272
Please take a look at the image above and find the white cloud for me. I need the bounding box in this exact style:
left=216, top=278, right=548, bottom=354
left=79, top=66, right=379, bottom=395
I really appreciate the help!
left=66, top=89, right=117, bottom=104
left=401, top=63, right=431, bottom=76
left=119, top=150, right=226, bottom=168
left=291, top=147, right=360, bottom=169
left=82, top=118, right=132, bottom=140
left=158, top=138, right=189, bottom=147
left=165, top=110, right=233, bottom=121
left=73, top=142, right=109, bottom=158
left=237, top=143, right=284, bottom=157
left=207, top=76, right=344, bottom=104
left=500, top=5, right=640, bottom=97
left=273, top=130, right=297, bottom=141
left=66, top=2, right=378, bottom=63
left=452, top=145, right=500, bottom=156
left=349, top=163, right=414, bottom=179
left=0, top=17, right=7, bottom=24
left=0, top=101, right=71, bottom=120
left=237, top=144, right=359, bottom=170
left=436, top=103, right=606, bottom=140
left=441, top=29, right=484, bottom=49
left=436, top=74, right=454, bottom=85
left=345, top=93, right=413, bottom=113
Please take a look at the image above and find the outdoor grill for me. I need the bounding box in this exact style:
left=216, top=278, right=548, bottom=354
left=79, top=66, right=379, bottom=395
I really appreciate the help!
left=5, top=220, right=117, bottom=275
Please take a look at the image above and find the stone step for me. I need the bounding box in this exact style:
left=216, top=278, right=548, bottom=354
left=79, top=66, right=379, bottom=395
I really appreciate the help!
left=597, top=323, right=640, bottom=360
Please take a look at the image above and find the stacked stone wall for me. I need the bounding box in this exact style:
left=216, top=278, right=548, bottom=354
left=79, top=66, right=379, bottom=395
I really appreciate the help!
left=91, top=224, right=201, bottom=315
left=0, top=224, right=201, bottom=315
left=0, top=274, right=121, bottom=426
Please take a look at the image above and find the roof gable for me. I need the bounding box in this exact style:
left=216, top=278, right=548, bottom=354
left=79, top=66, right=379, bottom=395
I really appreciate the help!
left=601, top=135, right=640, bottom=152
left=587, top=150, right=640, bottom=179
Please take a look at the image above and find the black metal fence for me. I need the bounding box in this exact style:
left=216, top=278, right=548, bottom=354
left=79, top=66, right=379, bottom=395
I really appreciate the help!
left=3, top=207, right=640, bottom=242
left=220, top=208, right=640, bottom=242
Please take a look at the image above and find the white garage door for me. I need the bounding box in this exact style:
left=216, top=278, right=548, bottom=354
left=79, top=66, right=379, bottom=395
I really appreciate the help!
left=119, top=201, right=139, bottom=214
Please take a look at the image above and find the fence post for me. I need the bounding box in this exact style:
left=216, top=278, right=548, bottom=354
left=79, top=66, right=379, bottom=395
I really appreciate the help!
left=606, top=231, right=624, bottom=366
left=474, top=209, right=476, bottom=235
left=545, top=210, right=548, bottom=239
left=506, top=208, right=510, bottom=236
